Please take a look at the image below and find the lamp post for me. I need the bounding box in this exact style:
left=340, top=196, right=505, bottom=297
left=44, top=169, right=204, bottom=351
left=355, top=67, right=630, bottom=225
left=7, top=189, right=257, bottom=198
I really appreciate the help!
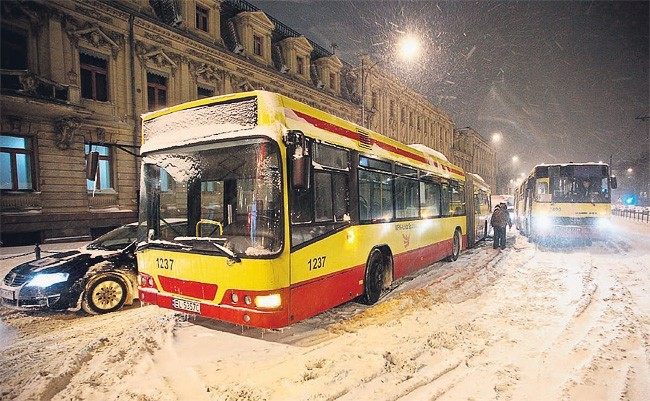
left=359, top=34, right=420, bottom=128
left=491, top=132, right=503, bottom=193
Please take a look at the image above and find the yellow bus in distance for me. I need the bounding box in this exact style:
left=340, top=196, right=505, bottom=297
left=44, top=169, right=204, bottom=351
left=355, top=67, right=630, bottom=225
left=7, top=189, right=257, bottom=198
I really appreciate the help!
left=136, top=91, right=467, bottom=328
left=515, top=162, right=617, bottom=243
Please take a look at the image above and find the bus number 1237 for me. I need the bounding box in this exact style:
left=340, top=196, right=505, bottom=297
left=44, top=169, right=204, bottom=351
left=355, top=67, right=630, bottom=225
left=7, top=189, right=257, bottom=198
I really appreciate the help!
left=308, top=256, right=326, bottom=271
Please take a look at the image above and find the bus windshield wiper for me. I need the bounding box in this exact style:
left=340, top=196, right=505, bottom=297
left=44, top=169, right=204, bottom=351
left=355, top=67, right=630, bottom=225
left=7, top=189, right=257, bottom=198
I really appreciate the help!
left=212, top=242, right=241, bottom=263
left=137, top=240, right=193, bottom=251
left=174, top=237, right=241, bottom=263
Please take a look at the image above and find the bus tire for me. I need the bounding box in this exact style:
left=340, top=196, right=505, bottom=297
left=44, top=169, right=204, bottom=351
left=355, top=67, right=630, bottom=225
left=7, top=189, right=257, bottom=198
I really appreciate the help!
left=446, top=229, right=462, bottom=262
left=361, top=249, right=385, bottom=305
left=82, top=275, right=128, bottom=314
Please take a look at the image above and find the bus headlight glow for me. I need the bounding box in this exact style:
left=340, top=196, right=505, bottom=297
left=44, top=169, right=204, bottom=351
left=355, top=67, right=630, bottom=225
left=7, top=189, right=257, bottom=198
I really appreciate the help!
left=595, top=217, right=611, bottom=229
left=534, top=215, right=553, bottom=232
left=255, top=293, right=282, bottom=309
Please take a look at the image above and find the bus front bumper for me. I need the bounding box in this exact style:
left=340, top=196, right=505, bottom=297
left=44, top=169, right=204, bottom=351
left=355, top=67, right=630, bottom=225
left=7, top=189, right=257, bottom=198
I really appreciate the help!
left=138, top=287, right=290, bottom=329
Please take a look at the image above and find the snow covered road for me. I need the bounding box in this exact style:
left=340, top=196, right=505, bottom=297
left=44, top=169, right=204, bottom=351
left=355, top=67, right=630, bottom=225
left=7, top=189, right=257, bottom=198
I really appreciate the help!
left=1, top=217, right=648, bottom=401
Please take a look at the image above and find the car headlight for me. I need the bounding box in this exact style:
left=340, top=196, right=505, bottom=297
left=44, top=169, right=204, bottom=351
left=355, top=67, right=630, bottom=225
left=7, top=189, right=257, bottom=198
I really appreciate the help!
left=26, top=273, right=69, bottom=287
left=534, top=215, right=553, bottom=232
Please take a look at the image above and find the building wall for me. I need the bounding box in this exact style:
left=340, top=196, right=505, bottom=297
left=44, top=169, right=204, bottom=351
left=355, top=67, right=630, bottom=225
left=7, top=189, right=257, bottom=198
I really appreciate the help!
left=0, top=0, right=494, bottom=244
left=451, top=127, right=497, bottom=191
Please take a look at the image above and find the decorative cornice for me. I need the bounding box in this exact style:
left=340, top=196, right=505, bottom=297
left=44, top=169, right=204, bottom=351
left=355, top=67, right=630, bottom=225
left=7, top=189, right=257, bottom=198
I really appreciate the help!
left=190, top=62, right=224, bottom=83
left=68, top=25, right=124, bottom=59
left=73, top=4, right=114, bottom=24
left=135, top=41, right=179, bottom=75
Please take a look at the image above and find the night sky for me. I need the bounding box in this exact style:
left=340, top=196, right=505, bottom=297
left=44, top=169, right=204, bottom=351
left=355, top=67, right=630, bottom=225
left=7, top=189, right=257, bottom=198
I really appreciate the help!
left=251, top=0, right=649, bottom=177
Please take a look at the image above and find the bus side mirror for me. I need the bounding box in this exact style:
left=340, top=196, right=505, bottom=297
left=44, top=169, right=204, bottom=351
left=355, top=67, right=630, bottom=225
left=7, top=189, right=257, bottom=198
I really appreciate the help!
left=285, top=130, right=311, bottom=190
left=86, top=151, right=99, bottom=180
left=292, top=153, right=311, bottom=190
left=610, top=176, right=617, bottom=190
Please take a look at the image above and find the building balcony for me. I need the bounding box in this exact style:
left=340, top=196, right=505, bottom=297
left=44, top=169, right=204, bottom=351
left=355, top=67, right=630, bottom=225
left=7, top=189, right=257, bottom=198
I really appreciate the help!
left=0, top=69, right=89, bottom=120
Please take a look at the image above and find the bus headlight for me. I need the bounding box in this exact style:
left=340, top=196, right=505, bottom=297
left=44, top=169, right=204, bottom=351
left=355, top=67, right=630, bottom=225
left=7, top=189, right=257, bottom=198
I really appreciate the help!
left=255, top=293, right=282, bottom=309
left=595, top=217, right=611, bottom=229
left=534, top=216, right=553, bottom=232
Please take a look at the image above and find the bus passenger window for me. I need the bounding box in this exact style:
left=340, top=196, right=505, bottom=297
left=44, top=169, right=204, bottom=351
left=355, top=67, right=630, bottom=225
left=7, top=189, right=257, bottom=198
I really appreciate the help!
left=395, top=176, right=419, bottom=219
left=441, top=183, right=451, bottom=217
left=291, top=189, right=312, bottom=224
left=450, top=181, right=465, bottom=216
left=332, top=174, right=348, bottom=221
left=420, top=181, right=440, bottom=218
left=537, top=182, right=548, bottom=195
left=314, top=172, right=333, bottom=222
left=359, top=169, right=393, bottom=222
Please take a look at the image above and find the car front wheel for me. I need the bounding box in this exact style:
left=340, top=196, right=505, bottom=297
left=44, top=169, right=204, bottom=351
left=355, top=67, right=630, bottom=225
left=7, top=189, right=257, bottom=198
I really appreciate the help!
left=82, top=276, right=128, bottom=314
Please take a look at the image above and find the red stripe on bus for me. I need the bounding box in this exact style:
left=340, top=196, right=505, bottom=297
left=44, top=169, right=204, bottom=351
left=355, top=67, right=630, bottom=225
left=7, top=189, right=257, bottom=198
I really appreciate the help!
left=291, top=110, right=465, bottom=176
left=157, top=275, right=218, bottom=300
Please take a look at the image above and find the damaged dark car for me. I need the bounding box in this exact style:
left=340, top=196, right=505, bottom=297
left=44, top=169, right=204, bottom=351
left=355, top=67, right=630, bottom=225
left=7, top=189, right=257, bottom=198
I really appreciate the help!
left=0, top=223, right=139, bottom=314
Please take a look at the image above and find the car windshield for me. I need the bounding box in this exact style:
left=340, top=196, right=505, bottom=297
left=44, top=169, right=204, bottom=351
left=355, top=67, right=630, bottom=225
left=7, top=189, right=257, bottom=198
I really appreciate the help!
left=87, top=225, right=138, bottom=251
left=139, top=139, right=283, bottom=257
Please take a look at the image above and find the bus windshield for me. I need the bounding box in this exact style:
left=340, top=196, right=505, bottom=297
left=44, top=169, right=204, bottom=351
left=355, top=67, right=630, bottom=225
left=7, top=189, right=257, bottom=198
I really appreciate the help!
left=549, top=165, right=610, bottom=203
left=139, top=139, right=283, bottom=257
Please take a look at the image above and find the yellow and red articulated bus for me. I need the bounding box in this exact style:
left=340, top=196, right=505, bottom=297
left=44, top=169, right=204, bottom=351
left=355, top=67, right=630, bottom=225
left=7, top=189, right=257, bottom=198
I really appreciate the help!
left=515, top=162, right=617, bottom=243
left=136, top=91, right=469, bottom=328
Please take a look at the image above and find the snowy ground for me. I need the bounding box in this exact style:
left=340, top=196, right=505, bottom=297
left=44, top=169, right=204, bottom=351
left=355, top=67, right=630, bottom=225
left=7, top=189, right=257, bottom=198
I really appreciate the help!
left=1, top=217, right=649, bottom=401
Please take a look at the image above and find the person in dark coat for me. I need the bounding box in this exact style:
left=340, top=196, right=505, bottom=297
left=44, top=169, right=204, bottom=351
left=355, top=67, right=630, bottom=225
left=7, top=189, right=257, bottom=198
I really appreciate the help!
left=491, top=203, right=512, bottom=249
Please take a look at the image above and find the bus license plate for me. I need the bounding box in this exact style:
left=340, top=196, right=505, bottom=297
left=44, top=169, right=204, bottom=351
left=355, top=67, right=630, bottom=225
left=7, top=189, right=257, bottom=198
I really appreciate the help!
left=172, top=298, right=201, bottom=314
left=0, top=287, right=15, bottom=300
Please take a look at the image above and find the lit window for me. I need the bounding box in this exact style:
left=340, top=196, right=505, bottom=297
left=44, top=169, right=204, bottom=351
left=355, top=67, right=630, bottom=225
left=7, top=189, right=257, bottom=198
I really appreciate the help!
left=85, top=144, right=112, bottom=190
left=147, top=72, right=168, bottom=111
left=80, top=52, right=109, bottom=101
left=195, top=5, right=209, bottom=32
left=253, top=35, right=263, bottom=56
left=0, top=135, right=33, bottom=190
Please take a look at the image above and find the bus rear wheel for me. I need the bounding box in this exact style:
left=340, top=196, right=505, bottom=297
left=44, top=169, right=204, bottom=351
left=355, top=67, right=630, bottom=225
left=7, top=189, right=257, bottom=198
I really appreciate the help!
left=361, top=249, right=385, bottom=305
left=446, top=229, right=461, bottom=262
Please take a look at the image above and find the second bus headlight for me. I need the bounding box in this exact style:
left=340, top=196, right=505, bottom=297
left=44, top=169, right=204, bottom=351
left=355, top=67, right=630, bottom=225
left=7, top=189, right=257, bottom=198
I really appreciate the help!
left=255, top=293, right=282, bottom=309
left=534, top=215, right=553, bottom=232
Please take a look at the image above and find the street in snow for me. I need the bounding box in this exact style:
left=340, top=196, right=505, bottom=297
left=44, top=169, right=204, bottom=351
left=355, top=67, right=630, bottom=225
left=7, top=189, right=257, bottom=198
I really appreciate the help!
left=1, top=217, right=648, bottom=401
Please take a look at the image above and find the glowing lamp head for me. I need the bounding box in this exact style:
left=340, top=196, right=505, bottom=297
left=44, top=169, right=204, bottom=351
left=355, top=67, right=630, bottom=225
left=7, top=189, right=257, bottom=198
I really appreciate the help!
left=398, top=34, right=420, bottom=61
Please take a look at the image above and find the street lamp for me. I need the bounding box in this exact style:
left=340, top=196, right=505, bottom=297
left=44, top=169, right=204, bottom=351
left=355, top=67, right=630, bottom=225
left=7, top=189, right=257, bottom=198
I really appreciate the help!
left=491, top=132, right=502, bottom=144
left=360, top=34, right=421, bottom=128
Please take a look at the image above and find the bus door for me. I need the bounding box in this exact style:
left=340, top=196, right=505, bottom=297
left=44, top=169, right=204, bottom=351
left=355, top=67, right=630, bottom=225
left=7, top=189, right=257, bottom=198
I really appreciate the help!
left=465, top=174, right=476, bottom=247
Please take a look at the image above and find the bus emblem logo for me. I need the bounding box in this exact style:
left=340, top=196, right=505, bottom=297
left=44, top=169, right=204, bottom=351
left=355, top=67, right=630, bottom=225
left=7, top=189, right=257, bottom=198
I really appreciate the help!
left=403, top=234, right=411, bottom=248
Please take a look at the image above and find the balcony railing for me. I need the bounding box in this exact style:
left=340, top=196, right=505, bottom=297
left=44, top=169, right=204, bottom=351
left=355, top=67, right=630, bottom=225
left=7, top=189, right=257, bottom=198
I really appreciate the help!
left=1, top=69, right=70, bottom=102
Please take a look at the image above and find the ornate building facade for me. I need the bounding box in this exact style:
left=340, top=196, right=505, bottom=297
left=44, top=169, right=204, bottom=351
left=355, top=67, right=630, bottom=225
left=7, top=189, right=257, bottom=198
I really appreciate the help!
left=1, top=0, right=491, bottom=245
left=450, top=127, right=497, bottom=191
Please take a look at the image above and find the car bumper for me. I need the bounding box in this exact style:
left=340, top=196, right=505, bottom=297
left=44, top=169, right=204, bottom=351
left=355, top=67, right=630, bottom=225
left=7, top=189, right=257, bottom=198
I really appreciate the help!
left=0, top=284, right=63, bottom=310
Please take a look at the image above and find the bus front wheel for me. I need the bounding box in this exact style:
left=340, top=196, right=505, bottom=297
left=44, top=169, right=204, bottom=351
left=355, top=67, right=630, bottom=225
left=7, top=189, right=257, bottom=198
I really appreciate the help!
left=361, top=249, right=385, bottom=305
